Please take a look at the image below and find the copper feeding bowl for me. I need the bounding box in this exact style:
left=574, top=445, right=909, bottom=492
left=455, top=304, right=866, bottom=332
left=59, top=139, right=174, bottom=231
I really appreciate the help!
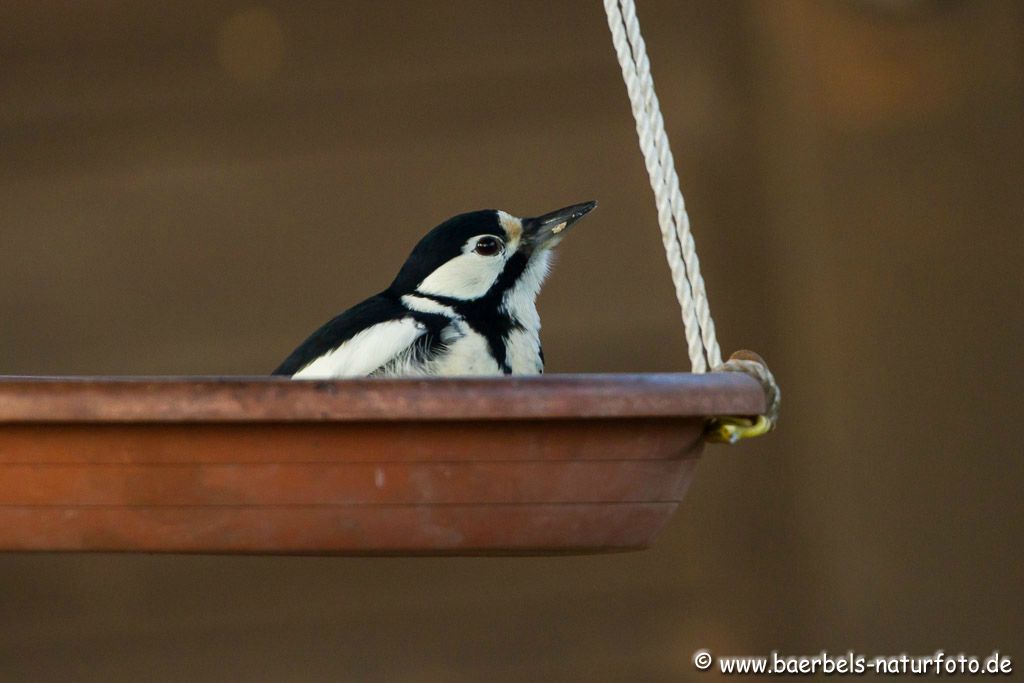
left=0, top=374, right=764, bottom=555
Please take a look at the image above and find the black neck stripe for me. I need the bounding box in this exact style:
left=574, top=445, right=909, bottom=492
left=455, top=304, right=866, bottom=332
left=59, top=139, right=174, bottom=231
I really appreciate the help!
left=414, top=253, right=530, bottom=374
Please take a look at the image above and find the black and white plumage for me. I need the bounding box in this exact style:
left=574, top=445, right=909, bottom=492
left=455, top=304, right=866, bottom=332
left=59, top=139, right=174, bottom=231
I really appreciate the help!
left=273, top=201, right=596, bottom=378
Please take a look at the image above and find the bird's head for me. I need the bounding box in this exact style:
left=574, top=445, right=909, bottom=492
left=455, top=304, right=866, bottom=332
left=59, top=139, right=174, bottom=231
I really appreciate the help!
left=388, top=201, right=597, bottom=305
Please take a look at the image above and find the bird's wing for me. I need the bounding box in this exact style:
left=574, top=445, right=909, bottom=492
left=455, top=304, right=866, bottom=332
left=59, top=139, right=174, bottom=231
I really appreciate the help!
left=291, top=318, right=425, bottom=378
left=273, top=294, right=427, bottom=378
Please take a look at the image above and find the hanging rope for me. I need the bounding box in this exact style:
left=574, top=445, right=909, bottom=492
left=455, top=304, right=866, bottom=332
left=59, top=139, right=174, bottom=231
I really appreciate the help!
left=603, top=0, right=780, bottom=441
left=603, top=0, right=720, bottom=372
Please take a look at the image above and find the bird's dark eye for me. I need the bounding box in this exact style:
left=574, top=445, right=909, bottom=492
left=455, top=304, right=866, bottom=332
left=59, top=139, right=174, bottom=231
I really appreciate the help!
left=474, top=236, right=503, bottom=256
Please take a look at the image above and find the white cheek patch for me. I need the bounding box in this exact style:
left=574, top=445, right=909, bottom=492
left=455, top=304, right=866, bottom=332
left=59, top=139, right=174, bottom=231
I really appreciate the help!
left=415, top=212, right=524, bottom=301
left=416, top=252, right=503, bottom=300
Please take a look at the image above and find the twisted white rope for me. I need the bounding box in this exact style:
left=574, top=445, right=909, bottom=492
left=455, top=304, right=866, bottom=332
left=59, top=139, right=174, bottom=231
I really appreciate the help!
left=603, top=0, right=722, bottom=372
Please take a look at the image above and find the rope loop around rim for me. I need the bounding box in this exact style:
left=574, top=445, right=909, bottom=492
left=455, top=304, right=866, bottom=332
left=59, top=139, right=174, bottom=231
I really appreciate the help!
left=706, top=351, right=781, bottom=443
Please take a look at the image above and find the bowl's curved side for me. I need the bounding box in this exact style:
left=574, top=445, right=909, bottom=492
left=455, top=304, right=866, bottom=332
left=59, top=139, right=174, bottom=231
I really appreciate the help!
left=0, top=374, right=749, bottom=555
left=0, top=416, right=705, bottom=555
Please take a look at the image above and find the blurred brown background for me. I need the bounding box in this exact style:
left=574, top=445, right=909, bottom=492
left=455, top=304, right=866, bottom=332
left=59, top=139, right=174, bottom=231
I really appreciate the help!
left=1, top=0, right=1022, bottom=680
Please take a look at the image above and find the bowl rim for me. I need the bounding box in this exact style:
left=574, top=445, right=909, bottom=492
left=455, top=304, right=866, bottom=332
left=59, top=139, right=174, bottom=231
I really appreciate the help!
left=0, top=373, right=766, bottom=423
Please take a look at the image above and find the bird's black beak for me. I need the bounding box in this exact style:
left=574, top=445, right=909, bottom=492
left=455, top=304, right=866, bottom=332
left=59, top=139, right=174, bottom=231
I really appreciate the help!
left=523, top=200, right=597, bottom=248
